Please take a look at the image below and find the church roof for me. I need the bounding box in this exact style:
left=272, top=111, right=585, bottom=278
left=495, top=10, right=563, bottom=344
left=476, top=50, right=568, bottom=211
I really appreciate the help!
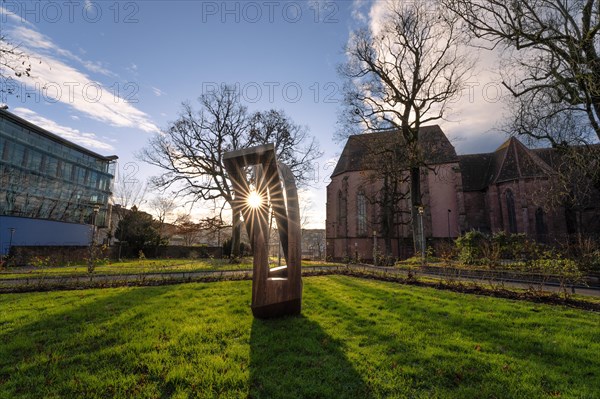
left=459, top=137, right=556, bottom=191
left=333, top=128, right=565, bottom=190
left=331, top=125, right=458, bottom=177
left=489, top=137, right=556, bottom=183
left=458, top=153, right=494, bottom=191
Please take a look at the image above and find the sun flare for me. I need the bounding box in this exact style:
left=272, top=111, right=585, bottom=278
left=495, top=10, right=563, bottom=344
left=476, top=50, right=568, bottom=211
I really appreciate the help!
left=247, top=191, right=263, bottom=209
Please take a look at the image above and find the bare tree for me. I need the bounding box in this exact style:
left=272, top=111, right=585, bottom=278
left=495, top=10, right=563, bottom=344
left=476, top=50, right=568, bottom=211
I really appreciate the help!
left=199, top=216, right=231, bottom=247
left=149, top=195, right=177, bottom=246
left=0, top=35, right=36, bottom=101
left=339, top=0, right=473, bottom=251
left=174, top=213, right=202, bottom=246
left=140, top=86, right=248, bottom=256
left=112, top=166, right=148, bottom=209
left=444, top=0, right=600, bottom=241
left=140, top=86, right=321, bottom=258
left=528, top=146, right=600, bottom=241
left=247, top=109, right=321, bottom=188
left=444, top=0, right=600, bottom=145
left=359, top=135, right=412, bottom=256
left=112, top=166, right=148, bottom=219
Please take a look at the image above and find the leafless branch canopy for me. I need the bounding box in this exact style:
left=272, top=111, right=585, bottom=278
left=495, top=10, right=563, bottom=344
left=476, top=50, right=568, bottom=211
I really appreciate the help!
left=339, top=0, right=473, bottom=150
left=140, top=86, right=322, bottom=209
left=139, top=87, right=247, bottom=207
left=248, top=110, right=321, bottom=188
left=444, top=0, right=600, bottom=144
left=338, top=0, right=473, bottom=248
left=0, top=35, right=38, bottom=99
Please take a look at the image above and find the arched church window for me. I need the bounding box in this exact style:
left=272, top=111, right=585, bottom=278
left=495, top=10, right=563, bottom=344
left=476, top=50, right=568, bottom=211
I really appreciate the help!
left=357, top=190, right=367, bottom=236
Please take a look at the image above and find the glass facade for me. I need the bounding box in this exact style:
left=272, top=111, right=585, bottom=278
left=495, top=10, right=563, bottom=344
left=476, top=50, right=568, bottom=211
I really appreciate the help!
left=0, top=110, right=117, bottom=227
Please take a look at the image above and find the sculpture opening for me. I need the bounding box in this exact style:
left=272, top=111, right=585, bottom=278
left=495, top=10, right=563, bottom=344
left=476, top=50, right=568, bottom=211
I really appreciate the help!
left=223, top=144, right=303, bottom=318
left=247, top=190, right=263, bottom=209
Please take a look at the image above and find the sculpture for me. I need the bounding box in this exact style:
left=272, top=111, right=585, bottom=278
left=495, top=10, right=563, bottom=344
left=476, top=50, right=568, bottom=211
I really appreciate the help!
left=223, top=144, right=302, bottom=318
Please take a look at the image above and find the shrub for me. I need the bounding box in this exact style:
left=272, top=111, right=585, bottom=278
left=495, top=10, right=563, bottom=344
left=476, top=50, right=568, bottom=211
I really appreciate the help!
left=526, top=251, right=583, bottom=297
left=456, top=231, right=537, bottom=266
left=573, top=238, right=600, bottom=273
left=491, top=231, right=528, bottom=259
left=455, top=231, right=487, bottom=265
left=31, top=256, right=52, bottom=268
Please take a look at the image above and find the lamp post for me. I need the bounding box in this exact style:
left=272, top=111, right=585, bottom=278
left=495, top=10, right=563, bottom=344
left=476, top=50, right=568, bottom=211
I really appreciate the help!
left=418, top=206, right=425, bottom=265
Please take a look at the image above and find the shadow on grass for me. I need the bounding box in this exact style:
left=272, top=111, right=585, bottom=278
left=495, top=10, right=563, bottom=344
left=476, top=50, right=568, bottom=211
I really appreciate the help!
left=311, top=276, right=600, bottom=397
left=0, top=283, right=253, bottom=398
left=249, top=315, right=373, bottom=399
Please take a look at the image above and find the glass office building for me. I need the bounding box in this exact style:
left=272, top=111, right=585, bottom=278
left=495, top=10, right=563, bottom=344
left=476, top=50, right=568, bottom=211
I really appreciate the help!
left=0, top=109, right=117, bottom=227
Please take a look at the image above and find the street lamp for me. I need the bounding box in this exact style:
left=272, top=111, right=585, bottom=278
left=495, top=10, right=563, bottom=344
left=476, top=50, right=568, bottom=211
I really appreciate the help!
left=417, top=206, right=425, bottom=265
left=447, top=209, right=452, bottom=239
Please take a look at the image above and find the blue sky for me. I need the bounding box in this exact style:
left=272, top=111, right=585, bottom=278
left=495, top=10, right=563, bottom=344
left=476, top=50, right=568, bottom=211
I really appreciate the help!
left=1, top=0, right=508, bottom=228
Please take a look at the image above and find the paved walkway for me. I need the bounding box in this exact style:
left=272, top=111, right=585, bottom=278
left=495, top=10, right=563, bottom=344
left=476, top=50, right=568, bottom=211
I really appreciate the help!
left=0, top=264, right=599, bottom=297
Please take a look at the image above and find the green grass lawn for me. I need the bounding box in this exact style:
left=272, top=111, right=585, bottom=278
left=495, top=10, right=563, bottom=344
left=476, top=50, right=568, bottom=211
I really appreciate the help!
left=1, top=275, right=598, bottom=398
left=0, top=258, right=341, bottom=280
left=0, top=258, right=250, bottom=280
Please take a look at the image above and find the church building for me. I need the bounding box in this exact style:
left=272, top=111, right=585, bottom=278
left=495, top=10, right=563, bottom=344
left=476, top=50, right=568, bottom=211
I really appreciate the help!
left=326, top=126, right=600, bottom=261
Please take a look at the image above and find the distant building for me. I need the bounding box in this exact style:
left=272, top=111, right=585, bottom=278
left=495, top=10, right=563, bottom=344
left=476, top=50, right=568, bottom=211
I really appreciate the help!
left=0, top=109, right=117, bottom=250
left=326, top=126, right=600, bottom=261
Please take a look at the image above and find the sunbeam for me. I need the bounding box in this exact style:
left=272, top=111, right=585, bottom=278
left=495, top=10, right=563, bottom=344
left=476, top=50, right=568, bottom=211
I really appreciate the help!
left=247, top=190, right=263, bottom=209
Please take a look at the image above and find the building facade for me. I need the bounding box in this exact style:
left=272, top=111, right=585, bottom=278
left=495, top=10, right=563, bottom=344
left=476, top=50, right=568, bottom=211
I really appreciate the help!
left=0, top=109, right=117, bottom=250
left=326, top=126, right=600, bottom=261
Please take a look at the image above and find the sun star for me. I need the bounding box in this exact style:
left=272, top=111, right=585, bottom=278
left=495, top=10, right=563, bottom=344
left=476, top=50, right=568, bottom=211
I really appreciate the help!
left=247, top=190, right=263, bottom=209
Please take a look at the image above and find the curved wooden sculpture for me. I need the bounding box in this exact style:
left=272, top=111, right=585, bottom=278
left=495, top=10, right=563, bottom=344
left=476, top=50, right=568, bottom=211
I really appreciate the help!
left=223, top=144, right=302, bottom=318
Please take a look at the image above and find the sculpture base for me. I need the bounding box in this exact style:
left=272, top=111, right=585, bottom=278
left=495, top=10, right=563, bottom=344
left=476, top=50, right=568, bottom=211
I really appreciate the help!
left=251, top=298, right=302, bottom=319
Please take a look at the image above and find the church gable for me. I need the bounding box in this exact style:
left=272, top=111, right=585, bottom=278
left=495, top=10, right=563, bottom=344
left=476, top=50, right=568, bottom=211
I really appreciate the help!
left=491, top=137, right=555, bottom=184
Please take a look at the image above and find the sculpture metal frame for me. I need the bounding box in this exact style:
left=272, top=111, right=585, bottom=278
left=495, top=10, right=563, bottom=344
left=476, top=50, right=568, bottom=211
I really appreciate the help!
left=223, top=144, right=302, bottom=318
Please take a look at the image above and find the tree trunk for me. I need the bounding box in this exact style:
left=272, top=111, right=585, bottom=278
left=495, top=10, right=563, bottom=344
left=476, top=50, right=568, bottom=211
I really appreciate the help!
left=410, top=166, right=421, bottom=254
left=231, top=209, right=242, bottom=258
left=381, top=175, right=393, bottom=258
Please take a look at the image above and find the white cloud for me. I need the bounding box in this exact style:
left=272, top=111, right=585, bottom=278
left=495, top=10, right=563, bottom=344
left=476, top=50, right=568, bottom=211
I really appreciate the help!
left=0, top=4, right=35, bottom=27
left=152, top=87, right=165, bottom=97
left=12, top=107, right=115, bottom=152
left=298, top=188, right=326, bottom=229
left=9, top=25, right=117, bottom=78
left=351, top=0, right=368, bottom=22
left=127, top=63, right=138, bottom=75
left=3, top=24, right=160, bottom=133
left=368, top=0, right=390, bottom=37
